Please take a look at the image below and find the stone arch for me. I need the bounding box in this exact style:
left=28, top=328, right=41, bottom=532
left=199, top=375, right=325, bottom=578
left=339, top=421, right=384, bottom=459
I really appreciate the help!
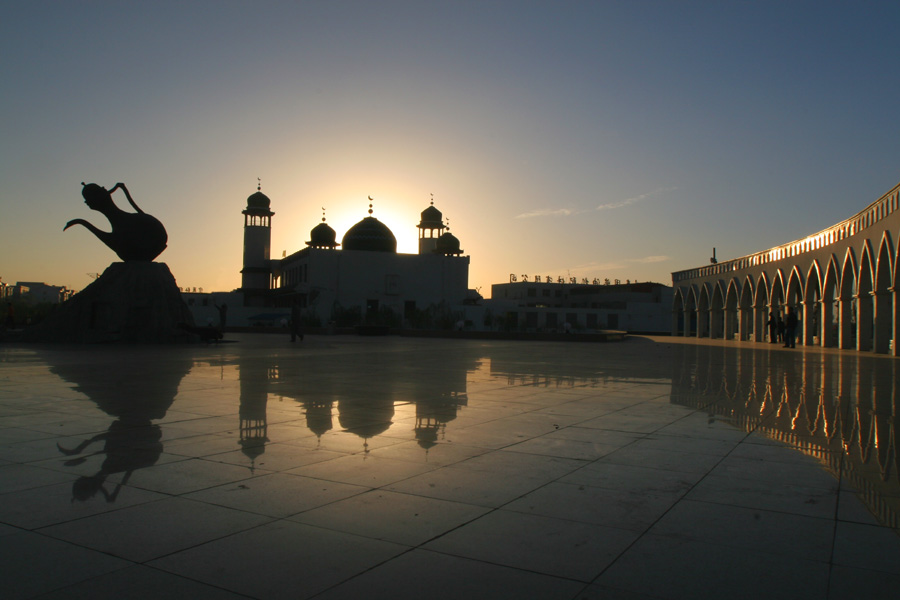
left=754, top=272, right=771, bottom=342
left=770, top=269, right=786, bottom=313
left=672, top=287, right=687, bottom=336
left=784, top=265, right=805, bottom=346
left=873, top=231, right=894, bottom=353
left=839, top=248, right=858, bottom=349
left=709, top=280, right=726, bottom=338
left=724, top=278, right=741, bottom=340
left=685, top=285, right=700, bottom=337
left=821, top=255, right=840, bottom=347
left=857, top=242, right=875, bottom=351
left=738, top=275, right=755, bottom=340
left=804, top=260, right=823, bottom=346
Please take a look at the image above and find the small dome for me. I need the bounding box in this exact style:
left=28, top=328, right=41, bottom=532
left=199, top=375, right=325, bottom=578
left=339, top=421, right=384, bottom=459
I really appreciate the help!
left=342, top=217, right=397, bottom=252
left=434, top=231, right=462, bottom=255
left=307, top=222, right=338, bottom=248
left=418, top=205, right=443, bottom=229
left=246, top=191, right=271, bottom=210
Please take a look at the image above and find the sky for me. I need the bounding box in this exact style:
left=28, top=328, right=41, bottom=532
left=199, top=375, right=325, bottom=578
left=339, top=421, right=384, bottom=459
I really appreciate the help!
left=2, top=1, right=899, bottom=298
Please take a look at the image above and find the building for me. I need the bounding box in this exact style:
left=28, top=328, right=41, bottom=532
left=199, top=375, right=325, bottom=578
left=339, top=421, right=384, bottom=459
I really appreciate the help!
left=229, top=186, right=475, bottom=328
left=490, top=280, right=672, bottom=333
left=5, top=281, right=75, bottom=304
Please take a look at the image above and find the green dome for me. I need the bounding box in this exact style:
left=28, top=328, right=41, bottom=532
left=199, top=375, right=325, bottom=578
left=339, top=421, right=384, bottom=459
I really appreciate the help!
left=246, top=191, right=271, bottom=210
left=307, top=222, right=338, bottom=248
left=342, top=217, right=397, bottom=252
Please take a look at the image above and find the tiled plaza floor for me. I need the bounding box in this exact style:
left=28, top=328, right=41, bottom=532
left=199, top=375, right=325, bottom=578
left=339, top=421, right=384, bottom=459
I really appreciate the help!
left=1, top=333, right=899, bottom=599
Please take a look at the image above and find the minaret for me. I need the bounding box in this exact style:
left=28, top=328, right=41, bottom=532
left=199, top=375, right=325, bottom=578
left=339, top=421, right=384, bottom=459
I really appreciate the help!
left=241, top=179, right=274, bottom=303
left=417, top=195, right=445, bottom=254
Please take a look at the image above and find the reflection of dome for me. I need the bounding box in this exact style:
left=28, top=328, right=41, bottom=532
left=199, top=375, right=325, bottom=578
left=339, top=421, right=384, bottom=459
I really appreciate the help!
left=418, top=205, right=443, bottom=229
left=435, top=232, right=462, bottom=255
left=246, top=191, right=271, bottom=210
left=307, top=222, right=339, bottom=248
left=342, top=217, right=397, bottom=252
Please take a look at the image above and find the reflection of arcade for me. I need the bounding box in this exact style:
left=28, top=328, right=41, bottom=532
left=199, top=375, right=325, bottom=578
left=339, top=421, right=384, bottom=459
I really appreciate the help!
left=45, top=350, right=192, bottom=502
left=669, top=345, right=900, bottom=528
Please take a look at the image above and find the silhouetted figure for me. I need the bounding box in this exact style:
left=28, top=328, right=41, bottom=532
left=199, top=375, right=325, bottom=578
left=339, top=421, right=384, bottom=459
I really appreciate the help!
left=777, top=316, right=785, bottom=342
left=784, top=307, right=798, bottom=348
left=214, top=300, right=228, bottom=328
left=65, top=182, right=168, bottom=261
left=767, top=312, right=777, bottom=343
left=291, top=301, right=304, bottom=342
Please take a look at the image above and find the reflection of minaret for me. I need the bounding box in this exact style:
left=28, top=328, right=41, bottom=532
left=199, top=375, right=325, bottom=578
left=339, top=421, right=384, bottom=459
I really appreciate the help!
left=304, top=397, right=334, bottom=445
left=414, top=391, right=466, bottom=452
left=238, top=362, right=271, bottom=472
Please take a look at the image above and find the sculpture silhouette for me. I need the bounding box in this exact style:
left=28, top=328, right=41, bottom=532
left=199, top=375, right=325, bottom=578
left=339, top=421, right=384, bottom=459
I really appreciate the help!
left=65, top=182, right=168, bottom=261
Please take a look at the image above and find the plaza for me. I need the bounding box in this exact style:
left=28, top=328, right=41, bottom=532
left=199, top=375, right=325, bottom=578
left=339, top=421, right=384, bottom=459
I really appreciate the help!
left=1, top=334, right=898, bottom=599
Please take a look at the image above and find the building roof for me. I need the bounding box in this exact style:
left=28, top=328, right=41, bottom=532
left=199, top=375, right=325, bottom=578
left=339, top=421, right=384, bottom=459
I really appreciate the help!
left=341, top=217, right=397, bottom=252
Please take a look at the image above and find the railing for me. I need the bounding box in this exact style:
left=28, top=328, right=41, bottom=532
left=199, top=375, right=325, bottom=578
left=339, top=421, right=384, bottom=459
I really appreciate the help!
left=672, top=181, right=900, bottom=283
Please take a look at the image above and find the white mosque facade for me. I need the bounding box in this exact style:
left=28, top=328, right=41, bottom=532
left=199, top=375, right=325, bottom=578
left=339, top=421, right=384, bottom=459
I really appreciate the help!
left=208, top=187, right=475, bottom=328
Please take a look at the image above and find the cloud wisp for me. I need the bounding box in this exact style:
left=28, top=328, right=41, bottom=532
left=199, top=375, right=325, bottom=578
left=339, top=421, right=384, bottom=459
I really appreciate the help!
left=515, top=186, right=676, bottom=219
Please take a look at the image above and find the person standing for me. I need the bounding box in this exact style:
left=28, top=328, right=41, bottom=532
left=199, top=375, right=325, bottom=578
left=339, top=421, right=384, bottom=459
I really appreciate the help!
left=213, top=299, right=228, bottom=329
left=767, top=312, right=777, bottom=343
left=290, top=300, right=304, bottom=342
left=784, top=307, right=798, bottom=348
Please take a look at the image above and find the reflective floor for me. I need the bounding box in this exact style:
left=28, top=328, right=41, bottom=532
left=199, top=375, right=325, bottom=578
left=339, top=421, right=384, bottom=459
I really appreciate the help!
left=1, top=334, right=899, bottom=599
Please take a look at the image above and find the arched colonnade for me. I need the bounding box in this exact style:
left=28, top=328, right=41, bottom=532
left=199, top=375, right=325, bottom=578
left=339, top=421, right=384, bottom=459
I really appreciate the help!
left=672, top=182, right=900, bottom=355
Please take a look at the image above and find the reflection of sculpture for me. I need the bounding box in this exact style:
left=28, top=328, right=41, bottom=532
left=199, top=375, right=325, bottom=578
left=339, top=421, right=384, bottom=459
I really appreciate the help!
left=65, top=182, right=168, bottom=261
left=43, top=348, right=191, bottom=501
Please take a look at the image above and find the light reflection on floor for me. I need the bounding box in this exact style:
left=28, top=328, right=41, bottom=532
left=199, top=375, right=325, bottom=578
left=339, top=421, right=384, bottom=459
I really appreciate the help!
left=1, top=334, right=898, bottom=599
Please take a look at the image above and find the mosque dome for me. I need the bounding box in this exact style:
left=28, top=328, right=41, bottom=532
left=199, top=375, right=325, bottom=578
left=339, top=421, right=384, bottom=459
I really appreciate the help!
left=342, top=217, right=397, bottom=252
left=307, top=222, right=339, bottom=248
left=246, top=191, right=271, bottom=210
left=418, top=204, right=443, bottom=229
left=434, top=231, right=463, bottom=255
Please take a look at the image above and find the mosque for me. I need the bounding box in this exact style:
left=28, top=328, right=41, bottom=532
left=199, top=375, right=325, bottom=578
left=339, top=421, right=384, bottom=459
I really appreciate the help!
left=232, top=185, right=476, bottom=327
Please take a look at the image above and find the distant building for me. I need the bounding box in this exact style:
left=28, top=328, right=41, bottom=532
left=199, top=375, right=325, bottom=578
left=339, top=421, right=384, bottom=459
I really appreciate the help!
left=10, top=281, right=75, bottom=304
left=490, top=280, right=673, bottom=333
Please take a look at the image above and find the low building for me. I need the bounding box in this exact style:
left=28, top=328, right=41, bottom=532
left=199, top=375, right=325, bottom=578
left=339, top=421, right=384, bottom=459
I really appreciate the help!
left=489, top=280, right=672, bottom=334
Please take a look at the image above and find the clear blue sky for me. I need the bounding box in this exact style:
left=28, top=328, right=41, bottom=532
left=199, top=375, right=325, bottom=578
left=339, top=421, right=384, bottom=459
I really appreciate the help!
left=2, top=1, right=899, bottom=297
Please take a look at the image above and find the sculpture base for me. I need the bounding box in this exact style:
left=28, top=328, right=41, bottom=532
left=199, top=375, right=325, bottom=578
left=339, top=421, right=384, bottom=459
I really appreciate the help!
left=22, top=262, right=196, bottom=343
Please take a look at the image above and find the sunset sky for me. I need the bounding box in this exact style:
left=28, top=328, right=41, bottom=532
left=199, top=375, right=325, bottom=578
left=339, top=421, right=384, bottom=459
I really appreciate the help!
left=3, top=1, right=899, bottom=298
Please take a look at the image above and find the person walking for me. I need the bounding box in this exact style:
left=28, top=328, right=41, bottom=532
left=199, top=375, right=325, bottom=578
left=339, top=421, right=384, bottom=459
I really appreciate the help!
left=784, top=307, right=798, bottom=348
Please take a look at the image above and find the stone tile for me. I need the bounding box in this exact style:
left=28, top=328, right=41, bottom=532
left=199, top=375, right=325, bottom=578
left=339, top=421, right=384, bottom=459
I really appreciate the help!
left=286, top=453, right=438, bottom=487
left=827, top=564, right=900, bottom=600
left=0, top=479, right=168, bottom=529
left=387, top=464, right=556, bottom=508
left=832, top=521, right=900, bottom=575
left=39, top=496, right=272, bottom=562
left=184, top=472, right=368, bottom=518
left=685, top=473, right=838, bottom=519
left=290, top=489, right=489, bottom=545
left=149, top=520, right=407, bottom=600
left=34, top=564, right=249, bottom=599
left=0, top=529, right=130, bottom=599
left=649, top=499, right=834, bottom=561
left=596, top=534, right=830, bottom=600
left=424, top=509, right=638, bottom=581
left=313, top=549, right=585, bottom=600
left=504, top=481, right=681, bottom=532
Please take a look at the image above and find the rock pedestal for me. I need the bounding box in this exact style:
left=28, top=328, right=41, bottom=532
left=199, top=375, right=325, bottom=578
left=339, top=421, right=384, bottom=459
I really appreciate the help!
left=23, top=262, right=195, bottom=343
